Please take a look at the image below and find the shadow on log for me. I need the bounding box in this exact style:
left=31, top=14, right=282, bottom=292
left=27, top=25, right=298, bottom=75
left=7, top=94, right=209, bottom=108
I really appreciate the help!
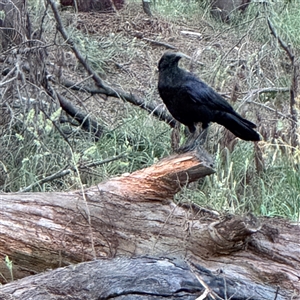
left=0, top=257, right=288, bottom=300
left=0, top=149, right=299, bottom=299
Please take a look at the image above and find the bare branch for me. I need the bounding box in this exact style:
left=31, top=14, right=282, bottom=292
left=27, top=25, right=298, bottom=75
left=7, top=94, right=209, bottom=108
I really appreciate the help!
left=247, top=100, right=292, bottom=121
left=56, top=93, right=104, bottom=140
left=47, top=0, right=176, bottom=128
left=244, top=87, right=290, bottom=98
left=19, top=168, right=71, bottom=193
left=267, top=18, right=294, bottom=62
left=80, top=153, right=125, bottom=169
left=267, top=17, right=298, bottom=147
left=142, top=37, right=176, bottom=49
left=60, top=77, right=176, bottom=127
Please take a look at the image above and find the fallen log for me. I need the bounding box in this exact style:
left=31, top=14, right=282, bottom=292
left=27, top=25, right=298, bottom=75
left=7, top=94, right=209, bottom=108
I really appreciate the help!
left=0, top=257, right=288, bottom=300
left=0, top=149, right=299, bottom=299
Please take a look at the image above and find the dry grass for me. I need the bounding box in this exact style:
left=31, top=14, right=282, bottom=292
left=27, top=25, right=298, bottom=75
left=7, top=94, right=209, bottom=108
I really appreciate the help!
left=0, top=0, right=299, bottom=219
left=57, top=2, right=293, bottom=145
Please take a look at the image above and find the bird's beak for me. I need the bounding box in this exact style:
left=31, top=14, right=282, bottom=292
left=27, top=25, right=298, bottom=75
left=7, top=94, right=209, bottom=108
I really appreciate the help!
left=176, top=52, right=189, bottom=59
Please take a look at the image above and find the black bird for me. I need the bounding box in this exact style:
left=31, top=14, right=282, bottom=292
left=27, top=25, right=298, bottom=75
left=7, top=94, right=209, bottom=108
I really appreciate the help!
left=158, top=52, right=260, bottom=141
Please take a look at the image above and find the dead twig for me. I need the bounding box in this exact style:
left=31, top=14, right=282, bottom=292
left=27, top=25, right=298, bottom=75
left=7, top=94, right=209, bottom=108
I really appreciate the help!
left=56, top=93, right=104, bottom=140
left=267, top=18, right=293, bottom=62
left=180, top=30, right=202, bottom=38
left=243, top=86, right=293, bottom=120
left=267, top=17, right=298, bottom=147
left=246, top=100, right=292, bottom=121
left=19, top=168, right=71, bottom=192
left=244, top=87, right=290, bottom=99
left=142, top=37, right=176, bottom=50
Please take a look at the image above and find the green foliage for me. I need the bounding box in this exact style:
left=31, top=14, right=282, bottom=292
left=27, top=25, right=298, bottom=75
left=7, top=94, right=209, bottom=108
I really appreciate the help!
left=152, top=0, right=206, bottom=20
left=1, top=108, right=73, bottom=192
left=176, top=141, right=300, bottom=220
left=66, top=29, right=143, bottom=75
left=7, top=101, right=297, bottom=219
left=5, top=256, right=13, bottom=282
left=0, top=10, right=5, bottom=20
left=85, top=107, right=171, bottom=183
left=0, top=104, right=171, bottom=192
left=269, top=1, right=300, bottom=48
left=1, top=0, right=300, bottom=222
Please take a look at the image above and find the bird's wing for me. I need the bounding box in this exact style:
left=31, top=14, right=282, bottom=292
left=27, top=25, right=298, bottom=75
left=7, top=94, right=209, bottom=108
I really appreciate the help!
left=184, top=76, right=257, bottom=129
left=184, top=77, right=234, bottom=113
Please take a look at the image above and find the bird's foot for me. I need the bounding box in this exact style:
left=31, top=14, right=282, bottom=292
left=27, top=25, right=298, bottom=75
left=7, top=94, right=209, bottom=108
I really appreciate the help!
left=176, top=128, right=208, bottom=153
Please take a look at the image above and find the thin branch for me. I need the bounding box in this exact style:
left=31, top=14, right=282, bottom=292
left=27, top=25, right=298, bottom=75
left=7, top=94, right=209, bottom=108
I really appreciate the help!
left=48, top=0, right=111, bottom=92
left=247, top=100, right=292, bottom=121
left=47, top=0, right=176, bottom=128
left=243, top=86, right=290, bottom=104
left=267, top=17, right=298, bottom=147
left=59, top=77, right=176, bottom=127
left=267, top=18, right=294, bottom=62
left=80, top=153, right=125, bottom=169
left=56, top=93, right=104, bottom=140
left=0, top=75, right=18, bottom=87
left=19, top=154, right=125, bottom=192
left=142, top=37, right=176, bottom=50
left=19, top=168, right=71, bottom=192
left=242, top=86, right=293, bottom=120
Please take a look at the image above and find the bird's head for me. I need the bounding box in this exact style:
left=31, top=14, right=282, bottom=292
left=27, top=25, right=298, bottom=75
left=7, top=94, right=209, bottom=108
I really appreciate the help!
left=158, top=51, right=186, bottom=71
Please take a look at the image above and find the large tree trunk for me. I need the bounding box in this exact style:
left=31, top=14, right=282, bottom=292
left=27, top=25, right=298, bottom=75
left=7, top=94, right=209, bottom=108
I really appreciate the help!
left=0, top=149, right=299, bottom=299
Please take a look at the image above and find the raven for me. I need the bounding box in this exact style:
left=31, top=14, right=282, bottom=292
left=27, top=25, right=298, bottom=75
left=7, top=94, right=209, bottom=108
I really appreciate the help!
left=158, top=52, right=260, bottom=141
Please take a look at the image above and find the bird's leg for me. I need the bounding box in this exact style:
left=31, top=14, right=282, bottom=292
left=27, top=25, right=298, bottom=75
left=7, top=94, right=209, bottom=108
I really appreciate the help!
left=196, top=123, right=209, bottom=146
left=176, top=124, right=210, bottom=153
left=189, top=126, right=209, bottom=150
left=176, top=124, right=199, bottom=153
left=171, top=121, right=181, bottom=151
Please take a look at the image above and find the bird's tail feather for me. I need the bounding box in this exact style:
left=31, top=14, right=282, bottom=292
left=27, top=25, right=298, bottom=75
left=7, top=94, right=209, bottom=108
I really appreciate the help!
left=215, top=112, right=260, bottom=141
left=239, top=117, right=257, bottom=129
